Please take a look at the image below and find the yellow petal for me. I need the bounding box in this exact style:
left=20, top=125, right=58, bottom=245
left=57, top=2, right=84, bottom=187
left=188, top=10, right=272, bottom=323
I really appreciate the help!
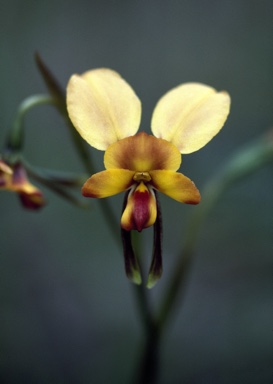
left=67, top=68, right=141, bottom=150
left=150, top=170, right=201, bottom=204
left=82, top=169, right=135, bottom=198
left=121, top=182, right=157, bottom=231
left=104, top=132, right=181, bottom=171
left=151, top=82, right=230, bottom=154
left=0, top=160, right=12, bottom=175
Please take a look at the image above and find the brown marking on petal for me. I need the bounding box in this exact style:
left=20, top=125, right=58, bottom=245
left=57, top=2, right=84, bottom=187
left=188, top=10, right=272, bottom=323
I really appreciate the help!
left=104, top=132, right=181, bottom=172
left=19, top=191, right=46, bottom=210
left=183, top=192, right=201, bottom=205
left=0, top=177, right=6, bottom=187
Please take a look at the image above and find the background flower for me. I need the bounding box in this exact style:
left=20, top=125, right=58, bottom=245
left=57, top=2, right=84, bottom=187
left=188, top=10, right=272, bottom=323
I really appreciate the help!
left=0, top=160, right=45, bottom=209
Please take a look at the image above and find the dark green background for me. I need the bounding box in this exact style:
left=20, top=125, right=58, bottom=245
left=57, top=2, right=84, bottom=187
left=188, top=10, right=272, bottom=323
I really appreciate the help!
left=1, top=1, right=272, bottom=383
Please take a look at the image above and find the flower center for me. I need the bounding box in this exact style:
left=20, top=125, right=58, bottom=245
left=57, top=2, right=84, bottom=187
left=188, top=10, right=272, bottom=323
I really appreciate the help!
left=133, top=171, right=151, bottom=183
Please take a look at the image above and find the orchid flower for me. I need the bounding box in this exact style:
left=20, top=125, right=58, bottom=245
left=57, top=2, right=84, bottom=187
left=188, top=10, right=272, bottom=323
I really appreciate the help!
left=0, top=160, right=45, bottom=209
left=66, top=68, right=230, bottom=286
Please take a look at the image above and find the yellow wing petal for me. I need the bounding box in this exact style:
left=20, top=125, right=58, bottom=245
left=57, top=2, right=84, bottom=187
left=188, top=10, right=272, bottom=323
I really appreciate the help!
left=151, top=82, right=230, bottom=154
left=150, top=170, right=200, bottom=204
left=82, top=169, right=134, bottom=198
left=67, top=68, right=141, bottom=150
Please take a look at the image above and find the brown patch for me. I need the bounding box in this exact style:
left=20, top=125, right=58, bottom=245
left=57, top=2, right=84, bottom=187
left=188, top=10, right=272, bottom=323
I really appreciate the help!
left=104, top=132, right=181, bottom=171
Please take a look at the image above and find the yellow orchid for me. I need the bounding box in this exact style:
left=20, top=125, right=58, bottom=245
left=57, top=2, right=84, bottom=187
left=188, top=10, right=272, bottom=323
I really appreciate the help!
left=66, top=68, right=230, bottom=286
left=0, top=160, right=45, bottom=209
left=67, top=69, right=230, bottom=230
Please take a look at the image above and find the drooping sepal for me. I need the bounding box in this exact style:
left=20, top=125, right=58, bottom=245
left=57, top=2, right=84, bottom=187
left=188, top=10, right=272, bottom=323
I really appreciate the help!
left=147, top=191, right=163, bottom=288
left=121, top=192, right=142, bottom=285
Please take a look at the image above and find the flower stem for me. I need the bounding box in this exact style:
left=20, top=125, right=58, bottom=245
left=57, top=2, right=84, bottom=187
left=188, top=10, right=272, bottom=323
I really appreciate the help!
left=134, top=320, right=160, bottom=384
left=130, top=230, right=161, bottom=384
left=133, top=286, right=160, bottom=384
left=35, top=53, right=96, bottom=180
left=131, top=231, right=154, bottom=330
left=157, top=133, right=273, bottom=331
left=7, top=94, right=56, bottom=151
left=134, top=133, right=273, bottom=384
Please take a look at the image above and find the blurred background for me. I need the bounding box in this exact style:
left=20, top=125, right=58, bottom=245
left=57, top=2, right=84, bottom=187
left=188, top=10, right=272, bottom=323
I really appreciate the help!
left=0, top=0, right=272, bottom=383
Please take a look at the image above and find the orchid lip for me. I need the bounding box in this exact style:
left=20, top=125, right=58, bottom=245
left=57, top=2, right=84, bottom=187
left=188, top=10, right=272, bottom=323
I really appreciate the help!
left=121, top=182, right=157, bottom=232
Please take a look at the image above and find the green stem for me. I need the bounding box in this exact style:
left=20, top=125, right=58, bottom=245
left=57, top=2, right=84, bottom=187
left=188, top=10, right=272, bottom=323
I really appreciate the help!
left=143, top=136, right=273, bottom=384
left=98, top=199, right=121, bottom=246
left=7, top=94, right=56, bottom=151
left=158, top=134, right=273, bottom=332
left=35, top=53, right=95, bottom=178
left=131, top=231, right=155, bottom=332
left=131, top=231, right=160, bottom=384
left=134, top=320, right=160, bottom=384
left=133, top=284, right=160, bottom=384
left=133, top=283, right=154, bottom=333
